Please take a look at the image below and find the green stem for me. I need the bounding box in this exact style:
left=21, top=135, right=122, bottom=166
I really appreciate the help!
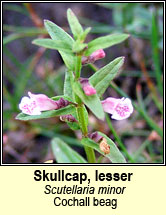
left=75, top=55, right=82, bottom=80
left=77, top=106, right=88, bottom=136
left=84, top=146, right=96, bottom=163
left=72, top=54, right=96, bottom=163
left=75, top=94, right=96, bottom=163
left=89, top=63, right=98, bottom=72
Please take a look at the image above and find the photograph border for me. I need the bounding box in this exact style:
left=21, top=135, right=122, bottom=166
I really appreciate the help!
left=1, top=0, right=165, bottom=166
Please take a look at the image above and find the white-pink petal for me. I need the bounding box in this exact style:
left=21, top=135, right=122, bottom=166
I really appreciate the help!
left=101, top=97, right=121, bottom=114
left=101, top=97, right=133, bottom=120
left=19, top=96, right=41, bottom=115
left=28, top=92, right=58, bottom=111
left=19, top=92, right=59, bottom=115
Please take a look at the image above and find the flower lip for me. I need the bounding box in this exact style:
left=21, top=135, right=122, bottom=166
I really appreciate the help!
left=101, top=97, right=133, bottom=120
left=19, top=96, right=41, bottom=115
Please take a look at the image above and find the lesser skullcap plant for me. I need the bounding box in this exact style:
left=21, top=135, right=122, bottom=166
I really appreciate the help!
left=16, top=9, right=134, bottom=163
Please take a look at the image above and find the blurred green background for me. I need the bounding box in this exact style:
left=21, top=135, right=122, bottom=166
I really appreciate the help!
left=3, top=2, right=163, bottom=163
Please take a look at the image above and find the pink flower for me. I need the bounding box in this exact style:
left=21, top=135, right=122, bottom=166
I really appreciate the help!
left=101, top=97, right=133, bottom=120
left=83, top=85, right=96, bottom=96
left=82, top=49, right=105, bottom=65
left=89, top=49, right=106, bottom=62
left=19, top=92, right=59, bottom=115
left=80, top=78, right=96, bottom=96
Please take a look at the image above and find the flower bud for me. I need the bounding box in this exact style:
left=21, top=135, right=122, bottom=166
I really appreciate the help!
left=101, top=97, right=133, bottom=120
left=99, top=137, right=110, bottom=155
left=82, top=49, right=105, bottom=65
left=56, top=98, right=69, bottom=109
left=60, top=115, right=77, bottom=122
left=88, top=132, right=103, bottom=143
left=80, top=78, right=96, bottom=96
left=89, top=49, right=106, bottom=62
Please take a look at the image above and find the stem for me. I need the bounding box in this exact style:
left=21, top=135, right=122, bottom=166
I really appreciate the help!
left=75, top=55, right=82, bottom=80
left=73, top=53, right=96, bottom=163
left=77, top=106, right=88, bottom=136
left=75, top=94, right=96, bottom=163
left=84, top=146, right=96, bottom=163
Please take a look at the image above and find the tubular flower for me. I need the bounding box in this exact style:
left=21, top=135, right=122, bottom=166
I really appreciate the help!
left=101, top=97, right=134, bottom=120
left=19, top=92, right=69, bottom=115
left=82, top=49, right=105, bottom=65
left=80, top=78, right=96, bottom=96
left=89, top=49, right=106, bottom=62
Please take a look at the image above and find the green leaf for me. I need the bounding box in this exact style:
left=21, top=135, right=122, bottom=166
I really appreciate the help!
left=32, top=38, right=72, bottom=53
left=73, top=82, right=104, bottom=120
left=82, top=105, right=89, bottom=127
left=67, top=121, right=80, bottom=130
left=51, top=95, right=73, bottom=102
left=85, top=34, right=129, bottom=56
left=81, top=132, right=126, bottom=163
left=44, top=19, right=75, bottom=70
left=51, top=137, right=87, bottom=163
left=63, top=72, right=82, bottom=129
left=15, top=105, right=76, bottom=121
left=80, top=27, right=91, bottom=42
left=64, top=71, right=73, bottom=99
left=89, top=57, right=124, bottom=97
left=60, top=52, right=76, bottom=70
left=72, top=41, right=88, bottom=53
left=67, top=8, right=84, bottom=40
left=66, top=111, right=80, bottom=130
left=44, top=19, right=74, bottom=46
